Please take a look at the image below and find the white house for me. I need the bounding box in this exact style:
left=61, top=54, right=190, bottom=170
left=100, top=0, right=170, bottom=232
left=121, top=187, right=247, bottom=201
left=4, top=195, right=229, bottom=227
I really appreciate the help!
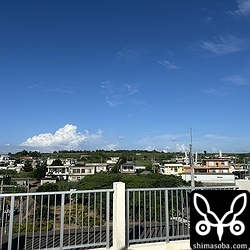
left=182, top=173, right=235, bottom=185
left=162, top=163, right=183, bottom=175
left=120, top=163, right=136, bottom=174
left=107, top=157, right=119, bottom=164
left=46, top=165, right=70, bottom=180
left=68, top=165, right=95, bottom=182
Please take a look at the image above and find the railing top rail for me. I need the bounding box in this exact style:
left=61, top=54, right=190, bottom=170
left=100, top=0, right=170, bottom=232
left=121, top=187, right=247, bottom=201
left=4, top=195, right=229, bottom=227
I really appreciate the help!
left=0, top=188, right=114, bottom=198
left=0, top=185, right=238, bottom=197
left=126, top=185, right=238, bottom=192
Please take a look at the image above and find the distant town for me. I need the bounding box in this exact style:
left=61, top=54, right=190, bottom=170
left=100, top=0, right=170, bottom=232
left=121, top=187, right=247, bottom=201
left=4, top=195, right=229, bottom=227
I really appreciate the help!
left=0, top=149, right=249, bottom=193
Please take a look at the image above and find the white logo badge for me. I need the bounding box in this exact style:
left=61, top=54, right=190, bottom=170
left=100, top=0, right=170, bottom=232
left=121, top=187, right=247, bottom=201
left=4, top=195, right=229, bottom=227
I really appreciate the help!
left=193, top=193, right=247, bottom=241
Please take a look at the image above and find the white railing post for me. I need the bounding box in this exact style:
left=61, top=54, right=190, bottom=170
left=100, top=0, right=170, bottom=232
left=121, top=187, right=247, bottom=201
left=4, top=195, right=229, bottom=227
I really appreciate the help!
left=113, top=182, right=126, bottom=250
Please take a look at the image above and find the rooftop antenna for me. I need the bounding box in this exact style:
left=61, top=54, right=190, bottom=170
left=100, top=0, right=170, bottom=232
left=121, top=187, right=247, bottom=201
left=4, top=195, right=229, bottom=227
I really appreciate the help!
left=190, top=128, right=195, bottom=187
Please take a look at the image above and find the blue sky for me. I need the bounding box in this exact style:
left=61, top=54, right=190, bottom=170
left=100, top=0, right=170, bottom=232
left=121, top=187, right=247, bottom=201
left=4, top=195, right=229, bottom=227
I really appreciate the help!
left=1, top=0, right=250, bottom=154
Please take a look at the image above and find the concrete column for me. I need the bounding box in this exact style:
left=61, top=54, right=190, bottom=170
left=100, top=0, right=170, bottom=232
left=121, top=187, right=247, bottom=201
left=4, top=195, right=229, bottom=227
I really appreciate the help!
left=113, top=182, right=126, bottom=250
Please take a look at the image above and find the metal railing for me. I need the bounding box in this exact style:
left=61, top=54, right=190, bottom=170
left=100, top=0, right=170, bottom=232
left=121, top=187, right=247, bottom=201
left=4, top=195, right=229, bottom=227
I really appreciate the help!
left=0, top=189, right=113, bottom=250
left=125, top=186, right=238, bottom=247
left=0, top=184, right=239, bottom=250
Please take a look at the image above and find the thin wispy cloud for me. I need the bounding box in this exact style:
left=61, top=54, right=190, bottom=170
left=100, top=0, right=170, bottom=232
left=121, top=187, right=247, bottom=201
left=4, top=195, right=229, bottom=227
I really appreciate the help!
left=137, top=133, right=190, bottom=152
left=100, top=81, right=142, bottom=107
left=124, top=83, right=139, bottom=95
left=222, top=74, right=249, bottom=85
left=116, top=42, right=144, bottom=61
left=100, top=81, right=122, bottom=107
left=205, top=16, right=213, bottom=23
left=204, top=134, right=230, bottom=140
left=30, top=83, right=74, bottom=94
left=201, top=88, right=227, bottom=96
left=199, top=35, right=247, bottom=55
left=234, top=0, right=250, bottom=17
left=105, top=143, right=119, bottom=150
left=198, top=133, right=250, bottom=153
left=159, top=60, right=178, bottom=70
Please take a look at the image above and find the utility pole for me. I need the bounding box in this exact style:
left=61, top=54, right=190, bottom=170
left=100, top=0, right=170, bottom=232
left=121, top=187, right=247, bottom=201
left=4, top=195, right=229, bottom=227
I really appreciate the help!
left=190, top=128, right=195, bottom=187
left=0, top=176, right=3, bottom=214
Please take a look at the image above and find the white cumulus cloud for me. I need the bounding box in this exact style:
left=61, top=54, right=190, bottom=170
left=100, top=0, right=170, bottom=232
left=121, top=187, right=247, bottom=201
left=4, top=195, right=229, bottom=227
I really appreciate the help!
left=176, top=143, right=187, bottom=152
left=20, top=124, right=103, bottom=151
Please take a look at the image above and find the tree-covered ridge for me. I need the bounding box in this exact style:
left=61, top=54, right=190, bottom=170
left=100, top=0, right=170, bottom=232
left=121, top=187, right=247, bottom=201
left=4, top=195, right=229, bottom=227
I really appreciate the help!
left=10, top=149, right=250, bottom=164
left=36, top=173, right=192, bottom=192
left=78, top=173, right=190, bottom=189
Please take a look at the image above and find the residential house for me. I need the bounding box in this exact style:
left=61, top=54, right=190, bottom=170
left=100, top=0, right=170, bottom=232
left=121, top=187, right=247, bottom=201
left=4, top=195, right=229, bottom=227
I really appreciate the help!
left=107, top=157, right=119, bottom=165
left=162, top=163, right=183, bottom=175
left=46, top=165, right=70, bottom=180
left=0, top=155, right=10, bottom=164
left=183, top=151, right=231, bottom=174
left=68, top=164, right=95, bottom=182
left=120, top=162, right=135, bottom=174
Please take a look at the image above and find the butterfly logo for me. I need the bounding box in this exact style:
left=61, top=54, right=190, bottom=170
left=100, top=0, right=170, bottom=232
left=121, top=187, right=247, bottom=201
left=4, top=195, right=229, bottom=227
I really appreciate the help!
left=193, top=192, right=247, bottom=241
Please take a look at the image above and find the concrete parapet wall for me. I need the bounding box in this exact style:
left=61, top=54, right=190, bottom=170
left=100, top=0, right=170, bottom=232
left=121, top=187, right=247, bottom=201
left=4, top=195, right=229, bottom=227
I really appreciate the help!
left=236, top=179, right=250, bottom=192
left=127, top=240, right=190, bottom=250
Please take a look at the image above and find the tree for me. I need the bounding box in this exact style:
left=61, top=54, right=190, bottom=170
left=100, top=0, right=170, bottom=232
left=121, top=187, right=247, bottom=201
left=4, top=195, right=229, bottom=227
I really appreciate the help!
left=36, top=183, right=59, bottom=193
left=34, top=164, right=47, bottom=180
left=77, top=173, right=190, bottom=190
left=23, top=163, right=33, bottom=172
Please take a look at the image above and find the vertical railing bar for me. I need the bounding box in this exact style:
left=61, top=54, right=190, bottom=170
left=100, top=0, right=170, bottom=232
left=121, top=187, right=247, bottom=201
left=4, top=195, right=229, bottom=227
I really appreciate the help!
left=87, top=193, right=90, bottom=245
left=159, top=190, right=162, bottom=238
left=143, top=191, right=146, bottom=239
left=165, top=190, right=169, bottom=243
left=100, top=192, right=102, bottom=243
left=171, top=190, right=174, bottom=237
left=17, top=197, right=23, bottom=250
left=81, top=193, right=84, bottom=245
left=75, top=193, right=78, bottom=246
left=106, top=191, right=110, bottom=249
left=32, top=195, right=37, bottom=250
left=132, top=191, right=135, bottom=240
left=181, top=190, right=184, bottom=235
left=24, top=195, right=29, bottom=250
left=46, top=194, right=50, bottom=249
left=94, top=192, right=96, bottom=243
left=53, top=194, right=56, bottom=248
left=138, top=191, right=141, bottom=240
left=60, top=193, right=65, bottom=249
left=186, top=190, right=190, bottom=235
left=125, top=190, right=130, bottom=248
left=149, top=190, right=152, bottom=238
left=7, top=196, right=15, bottom=250
left=0, top=197, right=3, bottom=248
left=0, top=197, right=5, bottom=248
left=39, top=195, right=44, bottom=250
left=154, top=190, right=157, bottom=238
left=68, top=193, right=71, bottom=246
left=176, top=190, right=179, bottom=237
